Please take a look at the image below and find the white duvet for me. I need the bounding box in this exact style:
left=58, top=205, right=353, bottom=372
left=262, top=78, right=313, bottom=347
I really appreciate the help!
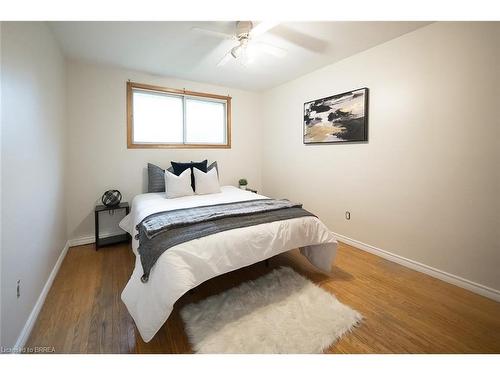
left=119, top=186, right=338, bottom=342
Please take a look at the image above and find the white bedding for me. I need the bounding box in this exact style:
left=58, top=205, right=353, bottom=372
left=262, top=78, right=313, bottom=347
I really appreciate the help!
left=119, top=186, right=337, bottom=342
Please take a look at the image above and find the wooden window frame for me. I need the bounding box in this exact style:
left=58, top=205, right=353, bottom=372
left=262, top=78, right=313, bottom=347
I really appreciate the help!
left=127, top=81, right=232, bottom=149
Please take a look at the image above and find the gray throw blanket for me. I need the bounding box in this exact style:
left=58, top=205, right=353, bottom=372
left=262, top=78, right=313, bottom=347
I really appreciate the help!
left=138, top=199, right=301, bottom=239
left=136, top=199, right=315, bottom=282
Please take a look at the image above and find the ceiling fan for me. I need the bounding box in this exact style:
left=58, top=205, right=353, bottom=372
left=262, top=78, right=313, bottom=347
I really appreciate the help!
left=191, top=21, right=287, bottom=66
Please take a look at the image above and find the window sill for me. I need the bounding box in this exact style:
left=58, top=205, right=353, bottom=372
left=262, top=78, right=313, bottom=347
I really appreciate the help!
left=127, top=143, right=231, bottom=149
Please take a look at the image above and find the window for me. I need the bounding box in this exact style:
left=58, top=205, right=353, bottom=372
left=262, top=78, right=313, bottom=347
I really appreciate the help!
left=127, top=82, right=231, bottom=148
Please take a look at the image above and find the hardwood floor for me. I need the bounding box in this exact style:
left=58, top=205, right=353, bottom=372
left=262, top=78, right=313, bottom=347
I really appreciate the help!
left=26, top=242, right=500, bottom=353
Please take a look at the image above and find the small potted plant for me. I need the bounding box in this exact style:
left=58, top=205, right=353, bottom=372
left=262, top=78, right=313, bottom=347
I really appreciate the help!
left=238, top=178, right=248, bottom=190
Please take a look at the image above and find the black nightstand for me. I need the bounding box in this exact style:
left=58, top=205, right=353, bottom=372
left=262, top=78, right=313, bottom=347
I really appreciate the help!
left=94, top=202, right=130, bottom=250
left=246, top=188, right=258, bottom=193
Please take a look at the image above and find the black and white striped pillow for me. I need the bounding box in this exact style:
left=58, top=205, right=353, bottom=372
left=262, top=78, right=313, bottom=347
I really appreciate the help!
left=147, top=163, right=173, bottom=193
left=207, top=161, right=218, bottom=176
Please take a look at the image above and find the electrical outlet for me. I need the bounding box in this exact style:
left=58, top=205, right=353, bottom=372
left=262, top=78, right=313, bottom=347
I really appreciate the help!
left=345, top=211, right=351, bottom=220
left=17, top=280, right=21, bottom=298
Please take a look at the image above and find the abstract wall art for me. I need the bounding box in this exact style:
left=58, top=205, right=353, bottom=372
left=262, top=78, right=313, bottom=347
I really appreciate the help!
left=304, top=88, right=368, bottom=144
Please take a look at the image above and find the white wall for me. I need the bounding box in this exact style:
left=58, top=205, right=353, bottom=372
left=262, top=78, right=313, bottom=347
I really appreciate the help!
left=66, top=62, right=263, bottom=241
left=261, top=22, right=500, bottom=291
left=1, top=22, right=68, bottom=348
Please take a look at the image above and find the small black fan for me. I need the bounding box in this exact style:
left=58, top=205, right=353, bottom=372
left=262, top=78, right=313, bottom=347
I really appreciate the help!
left=101, top=190, right=122, bottom=207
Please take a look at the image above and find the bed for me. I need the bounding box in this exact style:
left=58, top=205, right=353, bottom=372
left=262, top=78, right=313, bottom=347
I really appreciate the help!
left=119, top=186, right=338, bottom=342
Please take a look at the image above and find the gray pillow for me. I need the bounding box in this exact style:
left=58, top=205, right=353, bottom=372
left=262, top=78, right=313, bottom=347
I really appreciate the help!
left=207, top=161, right=218, bottom=177
left=147, top=163, right=173, bottom=193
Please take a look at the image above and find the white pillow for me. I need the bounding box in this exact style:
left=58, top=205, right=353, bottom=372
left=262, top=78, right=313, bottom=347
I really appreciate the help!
left=165, top=168, right=194, bottom=199
left=193, top=167, right=221, bottom=195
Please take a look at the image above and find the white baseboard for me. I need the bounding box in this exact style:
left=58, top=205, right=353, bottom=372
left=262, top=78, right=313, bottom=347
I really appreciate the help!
left=14, top=240, right=70, bottom=351
left=333, top=232, right=500, bottom=302
left=68, top=231, right=125, bottom=247
left=68, top=236, right=94, bottom=247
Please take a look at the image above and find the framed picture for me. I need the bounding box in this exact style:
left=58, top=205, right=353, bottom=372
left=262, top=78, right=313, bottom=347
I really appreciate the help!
left=303, top=88, right=368, bottom=144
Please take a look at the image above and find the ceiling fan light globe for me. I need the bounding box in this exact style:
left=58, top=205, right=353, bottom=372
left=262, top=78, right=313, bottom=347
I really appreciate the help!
left=207, top=21, right=286, bottom=67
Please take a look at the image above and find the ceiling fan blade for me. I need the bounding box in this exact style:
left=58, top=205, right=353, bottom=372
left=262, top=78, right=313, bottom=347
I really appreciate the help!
left=217, top=51, right=233, bottom=67
left=249, top=21, right=280, bottom=38
left=254, top=42, right=287, bottom=58
left=191, top=27, right=235, bottom=40
left=268, top=25, right=329, bottom=53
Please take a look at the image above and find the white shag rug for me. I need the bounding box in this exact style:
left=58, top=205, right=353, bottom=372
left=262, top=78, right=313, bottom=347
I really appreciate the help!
left=180, top=267, right=362, bottom=353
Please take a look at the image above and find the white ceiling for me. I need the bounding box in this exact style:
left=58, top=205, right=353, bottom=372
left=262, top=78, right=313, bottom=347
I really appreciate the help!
left=49, top=21, right=431, bottom=91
